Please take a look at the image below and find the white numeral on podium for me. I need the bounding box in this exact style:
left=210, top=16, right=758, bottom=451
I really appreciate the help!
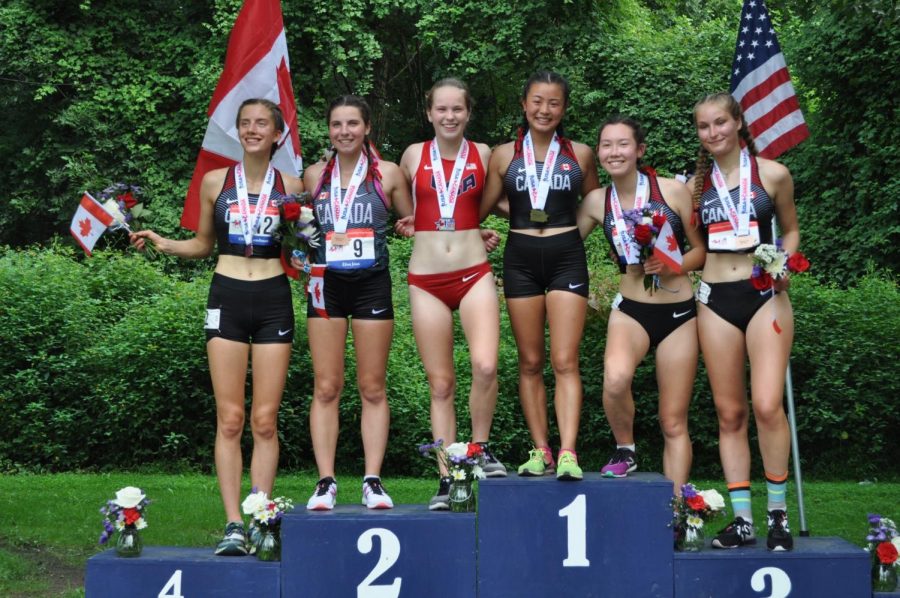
left=158, top=570, right=184, bottom=598
left=751, top=566, right=792, bottom=598
left=558, top=494, right=590, bottom=567
left=357, top=528, right=402, bottom=598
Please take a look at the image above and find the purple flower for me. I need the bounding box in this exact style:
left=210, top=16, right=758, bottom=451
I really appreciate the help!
left=681, top=483, right=698, bottom=498
left=869, top=513, right=882, bottom=525
left=752, top=264, right=763, bottom=278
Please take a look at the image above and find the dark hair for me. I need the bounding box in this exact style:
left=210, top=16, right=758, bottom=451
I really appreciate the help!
left=691, top=92, right=758, bottom=213
left=235, top=98, right=284, bottom=159
left=596, top=115, right=646, bottom=148
left=515, top=70, right=573, bottom=155
left=319, top=95, right=383, bottom=197
left=426, top=78, right=473, bottom=112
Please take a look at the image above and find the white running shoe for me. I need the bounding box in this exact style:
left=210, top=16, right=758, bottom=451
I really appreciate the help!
left=362, top=477, right=394, bottom=509
left=306, top=477, right=337, bottom=511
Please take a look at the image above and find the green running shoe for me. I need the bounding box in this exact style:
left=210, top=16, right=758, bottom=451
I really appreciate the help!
left=517, top=448, right=555, bottom=477
left=556, top=451, right=583, bottom=481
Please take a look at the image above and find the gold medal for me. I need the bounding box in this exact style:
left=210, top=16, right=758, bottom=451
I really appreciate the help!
left=530, top=209, right=549, bottom=223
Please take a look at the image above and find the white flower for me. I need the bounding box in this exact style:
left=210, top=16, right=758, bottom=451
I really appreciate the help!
left=642, top=216, right=652, bottom=225
left=241, top=491, right=269, bottom=516
left=445, top=442, right=469, bottom=459
left=686, top=515, right=704, bottom=529
left=299, top=206, right=315, bottom=224
left=698, top=489, right=725, bottom=511
left=113, top=487, right=145, bottom=509
left=892, top=537, right=900, bottom=552
left=101, top=199, right=128, bottom=228
left=764, top=251, right=787, bottom=277
left=472, top=465, right=485, bottom=480
left=451, top=469, right=467, bottom=481
left=135, top=518, right=148, bottom=530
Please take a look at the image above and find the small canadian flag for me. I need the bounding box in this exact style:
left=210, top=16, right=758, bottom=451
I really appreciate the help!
left=70, top=193, right=114, bottom=256
left=653, top=218, right=683, bottom=273
left=307, top=264, right=328, bottom=319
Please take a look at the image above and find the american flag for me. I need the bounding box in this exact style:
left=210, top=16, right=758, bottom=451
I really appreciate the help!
left=729, top=0, right=809, bottom=159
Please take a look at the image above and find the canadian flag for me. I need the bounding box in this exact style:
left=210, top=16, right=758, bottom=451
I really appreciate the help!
left=70, top=193, right=115, bottom=256
left=653, top=218, right=683, bottom=273
left=180, top=0, right=302, bottom=231
left=307, top=264, right=328, bottom=320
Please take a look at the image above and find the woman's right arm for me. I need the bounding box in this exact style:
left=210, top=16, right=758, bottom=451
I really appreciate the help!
left=577, top=187, right=605, bottom=240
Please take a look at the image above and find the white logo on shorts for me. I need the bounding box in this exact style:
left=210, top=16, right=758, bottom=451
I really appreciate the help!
left=568, top=282, right=585, bottom=290
left=371, top=308, right=388, bottom=315
left=278, top=329, right=292, bottom=336
left=462, top=273, right=479, bottom=282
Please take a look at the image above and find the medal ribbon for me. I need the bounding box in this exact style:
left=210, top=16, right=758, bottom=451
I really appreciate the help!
left=710, top=149, right=752, bottom=236
left=330, top=152, right=368, bottom=234
left=522, top=131, right=560, bottom=212
left=429, top=138, right=470, bottom=220
left=609, top=172, right=649, bottom=264
left=234, top=162, right=276, bottom=252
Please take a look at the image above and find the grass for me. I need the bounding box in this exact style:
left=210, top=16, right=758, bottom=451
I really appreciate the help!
left=0, top=473, right=896, bottom=597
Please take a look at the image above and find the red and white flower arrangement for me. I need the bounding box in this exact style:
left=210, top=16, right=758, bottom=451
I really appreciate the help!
left=418, top=439, right=486, bottom=482
left=274, top=191, right=319, bottom=274
left=623, top=207, right=669, bottom=293
left=99, top=486, right=149, bottom=545
left=241, top=490, right=295, bottom=529
left=749, top=240, right=810, bottom=291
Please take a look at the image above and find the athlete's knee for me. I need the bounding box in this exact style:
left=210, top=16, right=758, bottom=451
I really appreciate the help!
left=550, top=351, right=579, bottom=376
left=251, top=410, right=278, bottom=441
left=716, top=401, right=749, bottom=433
left=313, top=379, right=343, bottom=404
left=659, top=411, right=688, bottom=440
left=518, top=353, right=545, bottom=377
left=358, top=377, right=387, bottom=406
left=470, top=357, right=497, bottom=386
left=428, top=375, right=456, bottom=403
left=753, top=398, right=787, bottom=428
left=603, top=367, right=634, bottom=399
left=217, top=407, right=245, bottom=440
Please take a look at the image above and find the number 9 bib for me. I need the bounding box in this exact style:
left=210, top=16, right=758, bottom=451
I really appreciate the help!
left=326, top=229, right=376, bottom=270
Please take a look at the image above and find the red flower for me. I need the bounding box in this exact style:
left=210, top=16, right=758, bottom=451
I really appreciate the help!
left=117, top=191, right=138, bottom=209
left=633, top=224, right=653, bottom=246
left=123, top=508, right=141, bottom=525
left=652, top=213, right=666, bottom=229
left=786, top=252, right=810, bottom=274
left=751, top=272, right=773, bottom=291
left=467, top=443, right=483, bottom=458
left=685, top=495, right=707, bottom=512
left=877, top=541, right=898, bottom=565
left=282, top=202, right=301, bottom=222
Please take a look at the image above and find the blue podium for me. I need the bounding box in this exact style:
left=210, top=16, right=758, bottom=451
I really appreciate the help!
left=281, top=504, right=476, bottom=598
left=674, top=536, right=870, bottom=598
left=84, top=546, right=280, bottom=597
left=477, top=472, right=675, bottom=598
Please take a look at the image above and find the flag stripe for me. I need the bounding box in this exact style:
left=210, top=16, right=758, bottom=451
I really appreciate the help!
left=81, top=194, right=115, bottom=226
left=748, top=95, right=802, bottom=138
left=733, top=54, right=787, bottom=101
left=738, top=66, right=791, bottom=110
left=744, top=80, right=800, bottom=123
left=757, top=121, right=809, bottom=159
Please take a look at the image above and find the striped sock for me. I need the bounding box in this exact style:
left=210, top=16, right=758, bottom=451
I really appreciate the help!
left=765, top=471, right=788, bottom=512
left=728, top=481, right=753, bottom=522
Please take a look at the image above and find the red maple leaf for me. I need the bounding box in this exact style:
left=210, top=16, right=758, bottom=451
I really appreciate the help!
left=666, top=234, right=677, bottom=252
left=313, top=282, right=322, bottom=303
left=79, top=218, right=92, bottom=237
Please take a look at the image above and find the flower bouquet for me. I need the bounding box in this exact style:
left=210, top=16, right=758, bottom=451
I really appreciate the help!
left=273, top=192, right=320, bottom=275
left=623, top=207, right=668, bottom=293
left=671, top=483, right=726, bottom=551
left=749, top=240, right=810, bottom=291
left=866, top=514, right=899, bottom=591
left=241, top=490, right=294, bottom=561
left=419, top=439, right=486, bottom=512
left=99, top=486, right=150, bottom=557
left=97, top=182, right=157, bottom=258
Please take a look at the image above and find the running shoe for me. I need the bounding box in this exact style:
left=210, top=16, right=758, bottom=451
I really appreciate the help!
left=517, top=448, right=556, bottom=477
left=478, top=442, right=508, bottom=477
left=247, top=521, right=260, bottom=555
left=766, top=510, right=794, bottom=552
left=362, top=477, right=394, bottom=509
left=556, top=451, right=583, bottom=481
left=600, top=447, right=638, bottom=478
left=214, top=521, right=248, bottom=556
left=711, top=516, right=757, bottom=549
left=428, top=476, right=452, bottom=511
left=306, top=476, right=338, bottom=511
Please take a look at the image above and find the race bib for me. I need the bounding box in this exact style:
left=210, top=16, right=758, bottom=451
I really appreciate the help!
left=204, top=308, right=221, bottom=330
left=707, top=221, right=760, bottom=252
left=611, top=292, right=624, bottom=311
left=228, top=204, right=280, bottom=246
left=325, top=229, right=375, bottom=270
left=696, top=281, right=711, bottom=304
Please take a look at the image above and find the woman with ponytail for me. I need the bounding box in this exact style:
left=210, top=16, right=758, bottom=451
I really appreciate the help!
left=481, top=71, right=599, bottom=481
left=577, top=116, right=704, bottom=492
left=691, top=92, right=799, bottom=551
left=301, top=95, right=412, bottom=511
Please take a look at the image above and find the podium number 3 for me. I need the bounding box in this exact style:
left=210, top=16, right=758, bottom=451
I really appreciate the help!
left=158, top=570, right=183, bottom=598
left=558, top=494, right=590, bottom=567
left=751, top=567, right=792, bottom=598
left=357, top=528, right=402, bottom=598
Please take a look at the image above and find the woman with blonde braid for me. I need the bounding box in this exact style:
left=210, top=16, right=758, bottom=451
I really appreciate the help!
left=691, top=92, right=799, bottom=551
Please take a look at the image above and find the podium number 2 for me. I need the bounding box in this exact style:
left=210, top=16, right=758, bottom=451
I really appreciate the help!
left=751, top=567, right=792, bottom=598
left=158, top=570, right=184, bottom=598
left=357, top=528, right=402, bottom=598
left=558, top=494, right=590, bottom=567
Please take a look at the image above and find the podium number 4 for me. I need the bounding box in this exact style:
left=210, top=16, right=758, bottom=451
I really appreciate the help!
left=357, top=528, right=402, bottom=598
left=751, top=567, right=792, bottom=598
left=158, top=570, right=184, bottom=598
left=558, top=494, right=590, bottom=567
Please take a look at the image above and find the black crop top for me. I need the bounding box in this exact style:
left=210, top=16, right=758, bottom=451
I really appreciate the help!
left=213, top=166, right=287, bottom=259
left=504, top=148, right=582, bottom=230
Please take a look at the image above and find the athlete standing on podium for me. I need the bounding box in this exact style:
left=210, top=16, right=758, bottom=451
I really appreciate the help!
left=397, top=78, right=507, bottom=511
left=482, top=71, right=600, bottom=481
left=577, top=116, right=703, bottom=492
left=301, top=95, right=412, bottom=512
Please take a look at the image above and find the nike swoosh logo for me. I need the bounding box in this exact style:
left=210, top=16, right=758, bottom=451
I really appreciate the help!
left=462, top=273, right=478, bottom=282
left=278, top=329, right=292, bottom=336
left=371, top=308, right=388, bottom=315
left=518, top=167, right=526, bottom=173
left=568, top=283, right=585, bottom=290
left=424, top=165, right=432, bottom=170
left=672, top=310, right=691, bottom=319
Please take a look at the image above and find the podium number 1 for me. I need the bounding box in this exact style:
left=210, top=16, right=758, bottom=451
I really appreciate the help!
left=558, top=494, right=590, bottom=567
left=357, top=528, right=402, bottom=598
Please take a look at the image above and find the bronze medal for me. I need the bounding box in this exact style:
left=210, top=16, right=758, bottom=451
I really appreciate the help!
left=331, top=232, right=349, bottom=246
left=530, top=209, right=549, bottom=223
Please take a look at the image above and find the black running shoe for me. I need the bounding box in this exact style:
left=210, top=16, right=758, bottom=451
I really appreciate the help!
left=428, top=476, right=452, bottom=511
left=712, top=516, right=756, bottom=549
left=766, top=509, right=794, bottom=552
left=477, top=442, right=508, bottom=477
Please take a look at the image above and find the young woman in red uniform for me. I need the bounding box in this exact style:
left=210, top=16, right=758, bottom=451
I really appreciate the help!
left=578, top=116, right=704, bottom=492
left=131, top=99, right=303, bottom=555
left=691, top=92, right=798, bottom=551
left=302, top=95, right=412, bottom=512
left=482, top=71, right=600, bottom=480
left=398, top=78, right=506, bottom=510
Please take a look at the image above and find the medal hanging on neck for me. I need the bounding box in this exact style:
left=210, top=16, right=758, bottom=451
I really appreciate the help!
left=234, top=162, right=275, bottom=257
left=522, top=130, right=560, bottom=223
left=429, top=138, right=469, bottom=231
left=329, top=152, right=368, bottom=247
left=609, top=172, right=649, bottom=265
left=708, top=149, right=759, bottom=251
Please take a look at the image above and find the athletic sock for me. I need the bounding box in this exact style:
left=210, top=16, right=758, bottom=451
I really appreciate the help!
left=363, top=474, right=380, bottom=482
left=617, top=443, right=636, bottom=453
left=765, top=471, right=788, bottom=512
left=537, top=445, right=554, bottom=465
left=727, top=481, right=753, bottom=522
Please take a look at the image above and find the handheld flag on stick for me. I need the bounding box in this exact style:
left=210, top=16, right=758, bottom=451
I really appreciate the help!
left=181, top=0, right=302, bottom=231
left=653, top=219, right=683, bottom=273
left=70, top=193, right=115, bottom=256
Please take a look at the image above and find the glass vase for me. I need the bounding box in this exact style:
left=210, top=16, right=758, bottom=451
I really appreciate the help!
left=116, top=525, right=142, bottom=558
left=872, top=562, right=898, bottom=592
left=449, top=479, right=476, bottom=513
left=256, top=526, right=281, bottom=562
left=676, top=525, right=704, bottom=552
